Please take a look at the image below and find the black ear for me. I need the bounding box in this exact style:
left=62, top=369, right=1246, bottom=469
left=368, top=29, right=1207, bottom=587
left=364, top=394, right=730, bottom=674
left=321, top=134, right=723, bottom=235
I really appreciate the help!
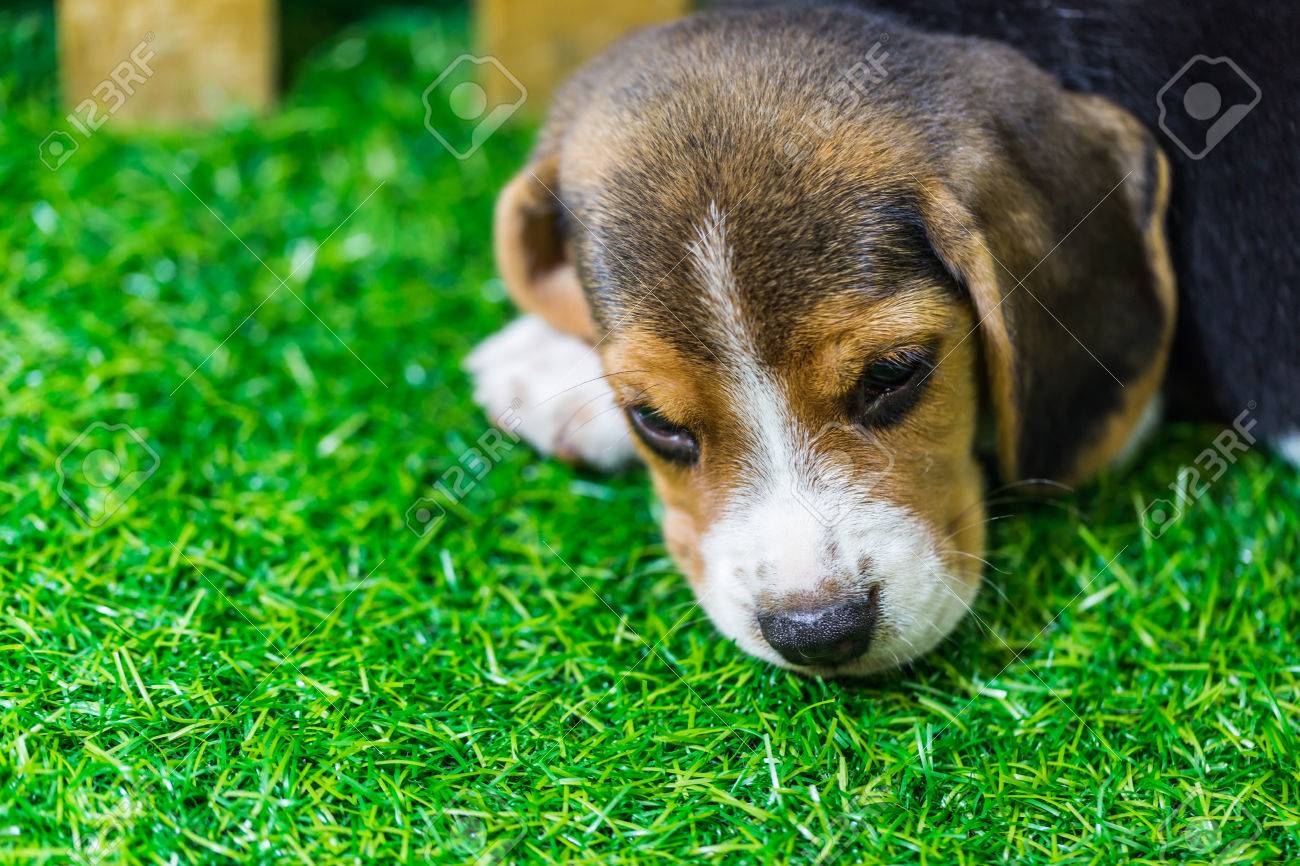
left=919, top=63, right=1176, bottom=485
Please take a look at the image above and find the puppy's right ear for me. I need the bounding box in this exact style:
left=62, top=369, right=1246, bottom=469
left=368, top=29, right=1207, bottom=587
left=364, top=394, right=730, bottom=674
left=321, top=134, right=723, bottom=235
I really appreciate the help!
left=494, top=154, right=596, bottom=342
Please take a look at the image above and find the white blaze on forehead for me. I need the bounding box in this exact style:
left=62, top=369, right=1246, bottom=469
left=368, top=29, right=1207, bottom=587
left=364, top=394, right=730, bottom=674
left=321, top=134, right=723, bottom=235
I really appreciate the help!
left=689, top=202, right=755, bottom=360
left=688, top=202, right=801, bottom=492
left=687, top=205, right=861, bottom=504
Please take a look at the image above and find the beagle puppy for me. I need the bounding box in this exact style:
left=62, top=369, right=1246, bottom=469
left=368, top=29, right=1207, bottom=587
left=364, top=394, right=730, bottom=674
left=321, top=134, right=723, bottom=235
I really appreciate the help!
left=466, top=1, right=1300, bottom=675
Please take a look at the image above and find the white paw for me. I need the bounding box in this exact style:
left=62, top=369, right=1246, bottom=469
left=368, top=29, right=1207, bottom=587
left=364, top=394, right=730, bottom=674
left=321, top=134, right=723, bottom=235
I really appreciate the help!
left=464, top=315, right=637, bottom=472
left=1276, top=432, right=1300, bottom=469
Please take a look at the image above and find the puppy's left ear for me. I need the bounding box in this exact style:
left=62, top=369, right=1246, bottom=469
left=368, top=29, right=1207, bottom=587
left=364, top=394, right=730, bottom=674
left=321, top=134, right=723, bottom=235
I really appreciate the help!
left=920, top=75, right=1176, bottom=486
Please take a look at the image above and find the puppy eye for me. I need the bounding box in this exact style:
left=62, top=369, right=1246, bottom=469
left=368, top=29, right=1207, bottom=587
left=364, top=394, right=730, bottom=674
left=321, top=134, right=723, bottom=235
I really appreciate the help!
left=853, top=350, right=932, bottom=426
left=627, top=405, right=700, bottom=465
left=863, top=356, right=918, bottom=391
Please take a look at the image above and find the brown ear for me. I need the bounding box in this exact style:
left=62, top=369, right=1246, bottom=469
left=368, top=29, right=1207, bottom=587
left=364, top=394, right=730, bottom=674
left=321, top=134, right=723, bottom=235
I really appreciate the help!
left=494, top=154, right=596, bottom=342
left=919, top=87, right=1176, bottom=486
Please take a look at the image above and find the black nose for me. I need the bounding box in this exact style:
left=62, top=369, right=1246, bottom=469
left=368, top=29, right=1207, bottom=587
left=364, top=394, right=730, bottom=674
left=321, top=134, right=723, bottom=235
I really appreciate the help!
left=757, top=595, right=879, bottom=667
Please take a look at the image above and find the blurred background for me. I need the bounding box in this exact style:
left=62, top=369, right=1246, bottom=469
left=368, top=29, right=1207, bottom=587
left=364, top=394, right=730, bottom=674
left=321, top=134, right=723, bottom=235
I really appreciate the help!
left=23, top=0, right=687, bottom=128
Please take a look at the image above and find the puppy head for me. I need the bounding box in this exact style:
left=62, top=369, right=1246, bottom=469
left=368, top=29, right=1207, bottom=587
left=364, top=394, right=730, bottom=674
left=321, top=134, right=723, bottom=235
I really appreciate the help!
left=494, top=9, right=1174, bottom=674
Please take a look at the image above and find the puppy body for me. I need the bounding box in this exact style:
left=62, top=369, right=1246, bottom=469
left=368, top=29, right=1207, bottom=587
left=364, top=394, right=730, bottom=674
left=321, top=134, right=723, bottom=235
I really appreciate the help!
left=470, top=3, right=1296, bottom=674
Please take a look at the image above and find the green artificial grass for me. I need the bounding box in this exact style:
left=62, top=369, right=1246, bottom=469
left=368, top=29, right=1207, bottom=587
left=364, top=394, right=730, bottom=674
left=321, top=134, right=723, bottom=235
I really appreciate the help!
left=2, top=8, right=1298, bottom=865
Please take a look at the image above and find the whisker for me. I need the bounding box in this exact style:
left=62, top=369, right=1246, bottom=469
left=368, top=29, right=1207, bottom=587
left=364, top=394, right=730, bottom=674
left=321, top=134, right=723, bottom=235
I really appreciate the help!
left=948, top=549, right=1009, bottom=575
left=561, top=399, right=626, bottom=441
left=984, top=477, right=1077, bottom=498
left=982, top=491, right=1086, bottom=520
left=556, top=384, right=623, bottom=430
left=527, top=368, right=651, bottom=411
left=544, top=383, right=664, bottom=448
left=939, top=513, right=1017, bottom=546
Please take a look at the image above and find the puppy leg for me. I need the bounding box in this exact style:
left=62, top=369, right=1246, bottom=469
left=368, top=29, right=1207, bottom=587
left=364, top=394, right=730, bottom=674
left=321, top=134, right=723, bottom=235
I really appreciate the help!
left=464, top=315, right=637, bottom=472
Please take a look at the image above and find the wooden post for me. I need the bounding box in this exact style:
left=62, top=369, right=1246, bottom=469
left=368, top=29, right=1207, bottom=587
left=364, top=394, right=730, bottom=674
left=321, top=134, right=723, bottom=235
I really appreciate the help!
left=476, top=0, right=688, bottom=117
left=56, top=0, right=276, bottom=125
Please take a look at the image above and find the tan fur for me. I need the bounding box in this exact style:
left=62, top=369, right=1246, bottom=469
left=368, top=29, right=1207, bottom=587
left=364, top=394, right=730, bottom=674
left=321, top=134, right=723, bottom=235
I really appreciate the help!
left=916, top=182, right=1025, bottom=480
left=602, top=328, right=731, bottom=590
left=494, top=156, right=596, bottom=341
left=783, top=296, right=987, bottom=591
